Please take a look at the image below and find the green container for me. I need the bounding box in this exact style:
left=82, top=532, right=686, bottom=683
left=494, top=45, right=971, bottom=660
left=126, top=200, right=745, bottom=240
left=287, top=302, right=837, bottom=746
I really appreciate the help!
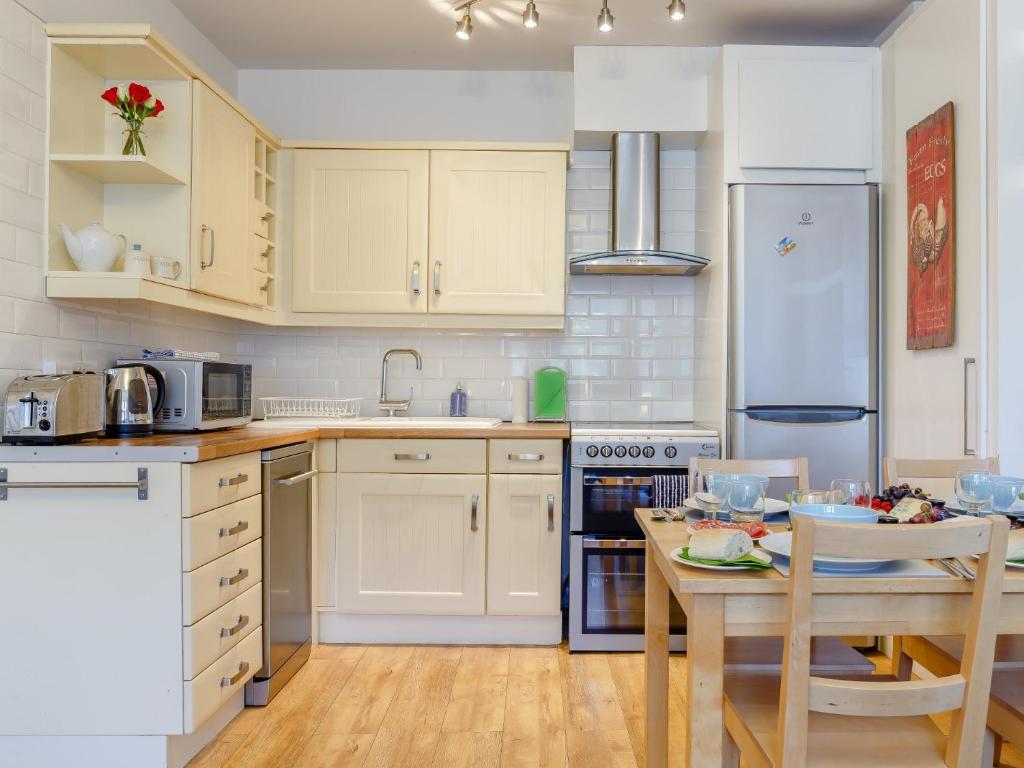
left=534, top=366, right=567, bottom=422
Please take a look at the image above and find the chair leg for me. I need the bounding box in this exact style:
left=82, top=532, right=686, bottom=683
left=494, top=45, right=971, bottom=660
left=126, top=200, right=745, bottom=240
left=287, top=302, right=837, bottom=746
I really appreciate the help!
left=992, top=732, right=1003, bottom=767
left=892, top=636, right=913, bottom=681
left=723, top=723, right=741, bottom=768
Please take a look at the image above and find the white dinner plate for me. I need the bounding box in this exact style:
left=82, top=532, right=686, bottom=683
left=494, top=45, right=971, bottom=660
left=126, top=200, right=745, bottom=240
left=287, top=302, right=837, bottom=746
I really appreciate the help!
left=683, top=496, right=789, bottom=517
left=758, top=531, right=896, bottom=573
left=670, top=547, right=773, bottom=571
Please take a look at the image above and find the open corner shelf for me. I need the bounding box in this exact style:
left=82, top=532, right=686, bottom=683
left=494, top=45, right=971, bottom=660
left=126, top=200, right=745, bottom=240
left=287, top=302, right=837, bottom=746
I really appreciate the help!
left=50, top=153, right=187, bottom=185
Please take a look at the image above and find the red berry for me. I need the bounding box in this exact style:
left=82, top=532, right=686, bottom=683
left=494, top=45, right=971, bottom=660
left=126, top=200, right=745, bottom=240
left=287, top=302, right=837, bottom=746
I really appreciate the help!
left=881, top=501, right=893, bottom=512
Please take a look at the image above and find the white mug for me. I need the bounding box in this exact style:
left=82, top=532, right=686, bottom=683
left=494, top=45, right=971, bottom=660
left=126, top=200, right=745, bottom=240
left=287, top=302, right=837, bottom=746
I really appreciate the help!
left=123, top=244, right=151, bottom=276
left=153, top=254, right=182, bottom=280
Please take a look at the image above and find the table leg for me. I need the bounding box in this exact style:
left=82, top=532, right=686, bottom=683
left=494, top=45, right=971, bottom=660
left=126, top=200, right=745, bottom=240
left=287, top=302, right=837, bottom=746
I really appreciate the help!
left=645, top=542, right=670, bottom=768
left=686, top=593, right=726, bottom=768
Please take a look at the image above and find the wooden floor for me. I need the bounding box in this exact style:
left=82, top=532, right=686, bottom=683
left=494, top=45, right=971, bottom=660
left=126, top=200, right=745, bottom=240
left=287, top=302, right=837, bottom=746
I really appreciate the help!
left=188, top=644, right=1024, bottom=768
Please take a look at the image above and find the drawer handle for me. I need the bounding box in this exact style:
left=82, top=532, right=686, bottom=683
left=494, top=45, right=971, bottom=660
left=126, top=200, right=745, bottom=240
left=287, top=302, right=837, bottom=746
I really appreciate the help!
left=471, top=493, right=479, bottom=532
left=220, top=568, right=249, bottom=587
left=219, top=473, right=248, bottom=488
left=547, top=493, right=555, bottom=532
left=220, top=614, right=250, bottom=638
left=394, top=453, right=431, bottom=462
left=219, top=520, right=249, bottom=537
left=220, top=661, right=250, bottom=687
left=507, top=453, right=544, bottom=462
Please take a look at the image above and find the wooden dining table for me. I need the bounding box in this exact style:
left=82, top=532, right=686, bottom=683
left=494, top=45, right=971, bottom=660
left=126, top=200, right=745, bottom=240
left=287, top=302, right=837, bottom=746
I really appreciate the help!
left=638, top=509, right=1024, bottom=768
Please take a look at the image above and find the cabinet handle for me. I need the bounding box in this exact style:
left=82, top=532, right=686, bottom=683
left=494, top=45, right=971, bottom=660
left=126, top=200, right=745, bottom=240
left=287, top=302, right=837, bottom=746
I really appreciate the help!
left=547, top=493, right=555, bottom=531
left=471, top=493, right=479, bottom=532
left=220, top=614, right=250, bottom=638
left=507, top=453, right=544, bottom=462
left=219, top=520, right=249, bottom=537
left=433, top=262, right=442, bottom=295
left=219, top=473, right=248, bottom=488
left=220, top=661, right=250, bottom=687
left=394, top=453, right=431, bottom=462
left=219, top=568, right=249, bottom=587
left=964, top=357, right=977, bottom=456
left=411, top=261, right=421, bottom=296
left=200, top=224, right=215, bottom=269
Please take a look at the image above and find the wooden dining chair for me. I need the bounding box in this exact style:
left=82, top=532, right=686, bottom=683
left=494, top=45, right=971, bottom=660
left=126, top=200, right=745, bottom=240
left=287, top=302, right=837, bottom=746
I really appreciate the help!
left=883, top=456, right=1001, bottom=499
left=722, top=514, right=1010, bottom=767
left=690, top=456, right=874, bottom=675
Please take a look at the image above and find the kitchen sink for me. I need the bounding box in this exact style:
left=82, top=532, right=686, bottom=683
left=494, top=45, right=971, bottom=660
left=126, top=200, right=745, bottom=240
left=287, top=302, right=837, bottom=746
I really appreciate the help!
left=251, top=416, right=503, bottom=429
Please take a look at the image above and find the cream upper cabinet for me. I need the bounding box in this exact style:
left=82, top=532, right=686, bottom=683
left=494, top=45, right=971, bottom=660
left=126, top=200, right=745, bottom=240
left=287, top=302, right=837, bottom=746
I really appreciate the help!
left=292, top=150, right=429, bottom=313
left=487, top=474, right=562, bottom=616
left=190, top=82, right=257, bottom=304
left=336, top=473, right=486, bottom=615
left=428, top=150, right=566, bottom=316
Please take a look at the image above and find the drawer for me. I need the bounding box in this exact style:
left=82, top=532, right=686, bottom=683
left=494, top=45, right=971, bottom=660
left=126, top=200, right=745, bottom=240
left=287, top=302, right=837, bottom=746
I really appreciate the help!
left=489, top=440, right=563, bottom=474
left=339, top=439, right=486, bottom=474
left=183, top=582, right=262, bottom=680
left=183, top=452, right=261, bottom=517
left=183, top=539, right=263, bottom=625
left=182, top=494, right=262, bottom=571
left=184, top=627, right=262, bottom=733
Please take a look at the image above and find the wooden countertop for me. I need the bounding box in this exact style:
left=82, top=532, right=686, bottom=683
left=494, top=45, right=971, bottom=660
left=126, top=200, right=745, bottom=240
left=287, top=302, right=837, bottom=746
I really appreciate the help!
left=35, top=421, right=571, bottom=462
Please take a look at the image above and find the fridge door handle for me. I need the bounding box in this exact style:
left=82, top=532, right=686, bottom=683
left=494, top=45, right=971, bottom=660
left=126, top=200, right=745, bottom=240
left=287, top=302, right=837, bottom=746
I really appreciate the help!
left=739, top=407, right=868, bottom=425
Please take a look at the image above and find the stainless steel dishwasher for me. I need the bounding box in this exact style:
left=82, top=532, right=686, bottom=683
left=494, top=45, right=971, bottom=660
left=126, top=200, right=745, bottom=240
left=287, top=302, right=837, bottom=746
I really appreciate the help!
left=245, top=441, right=315, bottom=706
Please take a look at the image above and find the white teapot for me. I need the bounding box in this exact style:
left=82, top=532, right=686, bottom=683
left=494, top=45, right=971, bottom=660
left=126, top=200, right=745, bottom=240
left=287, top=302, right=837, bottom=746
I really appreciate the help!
left=59, top=222, right=127, bottom=272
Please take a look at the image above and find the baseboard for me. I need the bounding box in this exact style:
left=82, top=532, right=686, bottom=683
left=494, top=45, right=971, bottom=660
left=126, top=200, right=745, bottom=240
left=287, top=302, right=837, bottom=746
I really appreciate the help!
left=318, top=612, right=562, bottom=645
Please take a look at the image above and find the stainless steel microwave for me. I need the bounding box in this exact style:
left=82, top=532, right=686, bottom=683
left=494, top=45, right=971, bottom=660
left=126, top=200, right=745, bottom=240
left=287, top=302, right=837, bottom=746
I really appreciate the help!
left=118, top=360, right=252, bottom=432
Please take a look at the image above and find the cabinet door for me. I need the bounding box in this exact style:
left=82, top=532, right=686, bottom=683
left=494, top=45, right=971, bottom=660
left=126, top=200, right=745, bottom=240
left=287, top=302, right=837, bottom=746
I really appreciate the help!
left=292, top=150, right=429, bottom=313
left=737, top=56, right=874, bottom=170
left=487, top=474, right=561, bottom=616
left=191, top=82, right=257, bottom=304
left=337, top=474, right=486, bottom=615
left=429, top=151, right=566, bottom=316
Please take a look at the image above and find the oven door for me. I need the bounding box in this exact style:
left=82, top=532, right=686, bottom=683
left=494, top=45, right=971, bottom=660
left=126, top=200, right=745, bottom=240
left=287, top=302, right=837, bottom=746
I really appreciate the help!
left=201, top=363, right=252, bottom=425
left=569, top=534, right=685, bottom=652
left=573, top=468, right=683, bottom=534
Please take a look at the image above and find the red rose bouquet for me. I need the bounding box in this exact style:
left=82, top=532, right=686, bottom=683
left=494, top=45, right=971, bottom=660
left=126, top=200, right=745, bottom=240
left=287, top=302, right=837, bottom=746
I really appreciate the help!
left=100, top=82, right=165, bottom=156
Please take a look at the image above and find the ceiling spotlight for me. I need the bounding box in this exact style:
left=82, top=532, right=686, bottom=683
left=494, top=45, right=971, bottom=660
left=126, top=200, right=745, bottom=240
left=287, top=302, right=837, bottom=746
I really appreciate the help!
left=667, top=0, right=685, bottom=21
left=454, top=3, right=474, bottom=40
left=523, top=0, right=539, bottom=29
left=597, top=0, right=614, bottom=32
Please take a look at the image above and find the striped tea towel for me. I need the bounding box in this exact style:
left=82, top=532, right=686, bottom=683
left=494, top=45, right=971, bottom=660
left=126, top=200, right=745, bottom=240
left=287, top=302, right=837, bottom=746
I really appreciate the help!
left=142, top=348, right=221, bottom=362
left=652, top=475, right=688, bottom=509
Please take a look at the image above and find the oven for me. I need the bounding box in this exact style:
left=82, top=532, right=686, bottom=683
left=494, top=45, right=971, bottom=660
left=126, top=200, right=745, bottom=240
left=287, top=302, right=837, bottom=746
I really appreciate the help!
left=567, top=425, right=719, bottom=652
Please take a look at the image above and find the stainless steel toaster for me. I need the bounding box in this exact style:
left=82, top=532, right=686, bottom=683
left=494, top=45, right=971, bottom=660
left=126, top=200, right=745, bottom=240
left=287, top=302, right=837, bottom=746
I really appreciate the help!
left=2, top=373, right=106, bottom=445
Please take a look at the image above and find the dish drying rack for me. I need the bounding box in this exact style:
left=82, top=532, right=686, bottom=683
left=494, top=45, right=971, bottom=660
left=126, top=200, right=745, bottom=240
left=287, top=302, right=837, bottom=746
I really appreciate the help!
left=260, top=397, right=362, bottom=420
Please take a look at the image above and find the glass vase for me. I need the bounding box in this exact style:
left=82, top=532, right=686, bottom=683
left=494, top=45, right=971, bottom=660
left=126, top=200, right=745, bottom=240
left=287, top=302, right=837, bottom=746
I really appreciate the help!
left=121, top=121, right=146, bottom=156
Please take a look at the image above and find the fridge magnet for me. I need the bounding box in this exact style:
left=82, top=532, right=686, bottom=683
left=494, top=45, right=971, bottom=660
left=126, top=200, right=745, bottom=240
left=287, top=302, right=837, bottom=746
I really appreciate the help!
left=906, top=101, right=955, bottom=350
left=774, top=236, right=797, bottom=257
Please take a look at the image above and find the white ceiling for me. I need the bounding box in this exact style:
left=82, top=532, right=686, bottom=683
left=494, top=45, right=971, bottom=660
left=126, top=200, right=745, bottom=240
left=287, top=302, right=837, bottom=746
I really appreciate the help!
left=170, top=0, right=912, bottom=72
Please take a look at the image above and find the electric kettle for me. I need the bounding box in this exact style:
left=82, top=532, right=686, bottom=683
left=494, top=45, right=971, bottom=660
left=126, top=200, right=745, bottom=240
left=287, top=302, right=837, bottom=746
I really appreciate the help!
left=104, top=364, right=166, bottom=437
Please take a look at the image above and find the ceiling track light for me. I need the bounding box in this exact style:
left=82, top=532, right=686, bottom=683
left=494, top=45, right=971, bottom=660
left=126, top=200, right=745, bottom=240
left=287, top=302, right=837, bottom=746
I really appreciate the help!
left=454, top=0, right=476, bottom=40
left=667, top=0, right=686, bottom=21
left=522, top=0, right=539, bottom=29
left=597, top=0, right=614, bottom=32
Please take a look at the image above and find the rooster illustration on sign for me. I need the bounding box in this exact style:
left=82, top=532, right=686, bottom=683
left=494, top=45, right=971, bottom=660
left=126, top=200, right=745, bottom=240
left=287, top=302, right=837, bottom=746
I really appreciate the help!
left=909, top=197, right=949, bottom=274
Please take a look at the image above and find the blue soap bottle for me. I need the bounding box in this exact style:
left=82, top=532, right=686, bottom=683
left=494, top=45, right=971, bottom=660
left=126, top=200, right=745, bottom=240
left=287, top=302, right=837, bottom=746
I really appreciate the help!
left=450, top=382, right=467, bottom=417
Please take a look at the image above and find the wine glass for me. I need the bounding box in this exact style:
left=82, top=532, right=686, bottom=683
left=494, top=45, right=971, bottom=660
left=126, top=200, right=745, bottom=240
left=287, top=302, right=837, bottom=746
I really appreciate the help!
left=728, top=478, right=766, bottom=524
left=695, top=473, right=731, bottom=521
left=830, top=479, right=872, bottom=507
left=992, top=477, right=1024, bottom=515
left=955, top=471, right=994, bottom=516
left=791, top=489, right=832, bottom=506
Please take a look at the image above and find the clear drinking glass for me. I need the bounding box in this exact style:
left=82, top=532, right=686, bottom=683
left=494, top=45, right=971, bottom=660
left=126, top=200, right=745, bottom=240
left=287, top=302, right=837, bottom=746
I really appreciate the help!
left=830, top=479, right=872, bottom=507
left=695, top=473, right=731, bottom=521
left=791, top=489, right=832, bottom=506
left=992, top=477, right=1024, bottom=515
left=728, top=479, right=766, bottom=524
left=955, top=471, right=994, bottom=516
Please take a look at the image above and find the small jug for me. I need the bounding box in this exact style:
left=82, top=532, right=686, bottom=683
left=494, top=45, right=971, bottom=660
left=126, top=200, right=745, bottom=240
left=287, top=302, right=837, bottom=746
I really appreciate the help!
left=123, top=243, right=152, bottom=276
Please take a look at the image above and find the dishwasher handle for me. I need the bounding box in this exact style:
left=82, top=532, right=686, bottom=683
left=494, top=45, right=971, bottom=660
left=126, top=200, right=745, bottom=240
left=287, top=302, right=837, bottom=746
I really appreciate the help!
left=273, top=469, right=318, bottom=487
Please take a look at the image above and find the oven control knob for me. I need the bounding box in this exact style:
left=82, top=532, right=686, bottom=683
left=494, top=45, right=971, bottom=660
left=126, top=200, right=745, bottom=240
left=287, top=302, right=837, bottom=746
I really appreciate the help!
left=585, top=445, right=599, bottom=458
left=614, top=445, right=627, bottom=458
left=628, top=446, right=641, bottom=458
left=664, top=446, right=678, bottom=459
left=600, top=445, right=613, bottom=458
left=642, top=446, right=656, bottom=458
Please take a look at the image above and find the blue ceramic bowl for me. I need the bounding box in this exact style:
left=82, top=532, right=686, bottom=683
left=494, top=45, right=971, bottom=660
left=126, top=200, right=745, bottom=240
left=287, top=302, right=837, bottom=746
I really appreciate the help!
left=789, top=503, right=879, bottom=524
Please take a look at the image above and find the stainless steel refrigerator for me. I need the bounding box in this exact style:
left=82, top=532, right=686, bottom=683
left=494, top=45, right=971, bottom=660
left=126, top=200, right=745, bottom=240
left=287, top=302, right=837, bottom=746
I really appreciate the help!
left=728, top=184, right=879, bottom=493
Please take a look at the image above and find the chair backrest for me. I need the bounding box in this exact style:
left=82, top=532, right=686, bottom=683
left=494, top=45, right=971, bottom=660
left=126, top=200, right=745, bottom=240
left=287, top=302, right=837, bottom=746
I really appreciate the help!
left=690, top=457, right=810, bottom=496
left=882, top=457, right=1001, bottom=499
left=776, top=515, right=1009, bottom=767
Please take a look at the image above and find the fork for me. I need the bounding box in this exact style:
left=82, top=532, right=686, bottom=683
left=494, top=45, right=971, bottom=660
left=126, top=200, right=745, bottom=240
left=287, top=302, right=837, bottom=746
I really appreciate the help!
left=939, top=558, right=975, bottom=581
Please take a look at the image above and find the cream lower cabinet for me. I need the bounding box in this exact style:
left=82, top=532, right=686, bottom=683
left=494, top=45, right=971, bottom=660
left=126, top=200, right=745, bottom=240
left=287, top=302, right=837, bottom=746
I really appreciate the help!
left=486, top=474, right=562, bottom=616
left=337, top=473, right=487, bottom=615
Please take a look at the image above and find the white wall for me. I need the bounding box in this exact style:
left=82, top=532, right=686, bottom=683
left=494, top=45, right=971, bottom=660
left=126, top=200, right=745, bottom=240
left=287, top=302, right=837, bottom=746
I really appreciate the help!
left=16, top=0, right=238, bottom=93
left=238, top=69, right=572, bottom=142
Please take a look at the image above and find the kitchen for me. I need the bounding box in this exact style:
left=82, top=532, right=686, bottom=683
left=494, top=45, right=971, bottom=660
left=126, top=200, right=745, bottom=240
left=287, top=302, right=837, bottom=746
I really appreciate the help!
left=1, top=0, right=1023, bottom=766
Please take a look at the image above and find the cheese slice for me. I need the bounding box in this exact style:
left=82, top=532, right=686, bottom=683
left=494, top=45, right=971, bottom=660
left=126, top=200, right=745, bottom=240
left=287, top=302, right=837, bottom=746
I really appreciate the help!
left=688, top=529, right=753, bottom=562
left=1007, top=529, right=1024, bottom=562
left=891, top=497, right=933, bottom=523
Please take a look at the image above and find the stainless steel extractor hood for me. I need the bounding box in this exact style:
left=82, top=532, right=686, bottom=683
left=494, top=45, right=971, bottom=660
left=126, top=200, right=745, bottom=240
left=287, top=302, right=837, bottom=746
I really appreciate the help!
left=569, top=132, right=709, bottom=276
